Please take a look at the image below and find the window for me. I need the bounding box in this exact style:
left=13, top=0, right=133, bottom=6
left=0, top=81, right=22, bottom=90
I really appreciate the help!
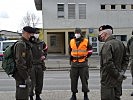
left=111, top=5, right=115, bottom=9
left=92, top=37, right=97, bottom=42
left=50, top=36, right=56, bottom=47
left=131, top=5, right=133, bottom=9
left=79, top=4, right=86, bottom=19
left=57, top=4, right=64, bottom=18
left=101, top=5, right=105, bottom=9
left=121, top=5, right=126, bottom=9
left=89, top=28, right=94, bottom=33
left=68, top=4, right=76, bottom=19
left=3, top=42, right=15, bottom=51
left=115, top=35, right=127, bottom=41
left=121, top=35, right=127, bottom=41
left=92, top=48, right=97, bottom=52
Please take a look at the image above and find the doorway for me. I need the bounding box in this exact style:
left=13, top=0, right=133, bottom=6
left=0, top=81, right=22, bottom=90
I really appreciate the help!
left=47, top=32, right=65, bottom=54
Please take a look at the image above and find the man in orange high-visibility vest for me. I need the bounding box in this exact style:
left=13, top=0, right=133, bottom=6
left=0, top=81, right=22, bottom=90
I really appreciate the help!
left=69, top=28, right=92, bottom=100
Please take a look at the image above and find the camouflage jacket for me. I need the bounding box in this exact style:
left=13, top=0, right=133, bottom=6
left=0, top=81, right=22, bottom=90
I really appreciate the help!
left=100, top=35, right=129, bottom=87
left=13, top=37, right=33, bottom=81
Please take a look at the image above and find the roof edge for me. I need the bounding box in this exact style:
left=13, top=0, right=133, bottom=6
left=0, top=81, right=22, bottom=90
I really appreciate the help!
left=34, top=0, right=42, bottom=10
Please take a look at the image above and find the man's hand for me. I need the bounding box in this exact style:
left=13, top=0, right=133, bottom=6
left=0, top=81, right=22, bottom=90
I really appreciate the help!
left=118, top=72, right=127, bottom=81
left=41, top=56, right=46, bottom=60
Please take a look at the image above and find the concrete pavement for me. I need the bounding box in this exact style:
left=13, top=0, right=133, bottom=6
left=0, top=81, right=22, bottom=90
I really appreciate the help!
left=0, top=54, right=100, bottom=71
left=0, top=90, right=133, bottom=100
left=45, top=54, right=100, bottom=70
left=0, top=54, right=133, bottom=100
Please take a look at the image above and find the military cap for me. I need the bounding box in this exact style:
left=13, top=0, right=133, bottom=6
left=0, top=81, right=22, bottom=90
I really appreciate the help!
left=23, top=26, right=36, bottom=33
left=99, top=25, right=113, bottom=32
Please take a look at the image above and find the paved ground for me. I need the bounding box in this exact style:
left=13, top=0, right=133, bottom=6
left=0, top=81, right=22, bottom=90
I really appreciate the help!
left=0, top=90, right=133, bottom=100
left=0, top=54, right=133, bottom=100
left=0, top=55, right=100, bottom=71
left=45, top=54, right=100, bottom=70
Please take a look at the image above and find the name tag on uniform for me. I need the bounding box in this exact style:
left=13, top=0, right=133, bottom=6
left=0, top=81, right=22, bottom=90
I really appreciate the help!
left=19, top=85, right=26, bottom=88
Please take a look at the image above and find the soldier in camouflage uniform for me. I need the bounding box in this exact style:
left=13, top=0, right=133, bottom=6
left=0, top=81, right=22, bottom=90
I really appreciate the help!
left=13, top=26, right=35, bottom=100
left=98, top=25, right=129, bottom=100
left=127, top=31, right=133, bottom=96
left=29, top=28, right=48, bottom=100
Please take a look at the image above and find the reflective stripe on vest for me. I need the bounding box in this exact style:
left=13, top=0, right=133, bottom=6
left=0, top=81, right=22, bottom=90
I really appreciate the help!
left=70, top=38, right=88, bottom=62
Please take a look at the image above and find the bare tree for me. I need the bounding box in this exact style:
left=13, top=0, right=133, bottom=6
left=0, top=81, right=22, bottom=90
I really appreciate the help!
left=21, top=12, right=40, bottom=28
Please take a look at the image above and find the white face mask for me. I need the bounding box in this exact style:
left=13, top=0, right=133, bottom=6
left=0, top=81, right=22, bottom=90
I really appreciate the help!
left=75, top=33, right=81, bottom=39
left=34, top=34, right=39, bottom=39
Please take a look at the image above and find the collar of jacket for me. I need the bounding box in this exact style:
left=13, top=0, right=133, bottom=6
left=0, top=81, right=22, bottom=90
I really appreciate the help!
left=105, top=35, right=115, bottom=42
left=75, top=37, right=84, bottom=42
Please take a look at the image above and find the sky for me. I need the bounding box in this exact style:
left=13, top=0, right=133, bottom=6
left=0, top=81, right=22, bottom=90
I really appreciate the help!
left=0, top=0, right=42, bottom=32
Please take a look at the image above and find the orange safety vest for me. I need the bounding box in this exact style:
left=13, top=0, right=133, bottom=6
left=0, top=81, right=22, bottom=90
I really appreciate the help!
left=70, top=38, right=88, bottom=62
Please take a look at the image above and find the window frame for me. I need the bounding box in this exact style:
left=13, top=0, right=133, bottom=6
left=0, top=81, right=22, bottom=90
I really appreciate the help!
left=101, top=4, right=105, bottom=10
left=57, top=3, right=65, bottom=18
left=79, top=3, right=86, bottom=19
left=111, top=5, right=116, bottom=10
left=121, top=4, right=126, bottom=10
left=131, top=4, right=133, bottom=9
left=68, top=3, right=76, bottom=19
left=50, top=36, right=57, bottom=47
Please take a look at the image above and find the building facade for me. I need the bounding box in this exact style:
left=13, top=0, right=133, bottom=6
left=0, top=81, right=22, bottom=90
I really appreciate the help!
left=0, top=30, right=21, bottom=40
left=34, top=0, right=133, bottom=55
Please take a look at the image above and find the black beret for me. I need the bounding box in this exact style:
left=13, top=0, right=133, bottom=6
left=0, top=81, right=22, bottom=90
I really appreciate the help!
left=75, top=28, right=82, bottom=34
left=99, top=25, right=113, bottom=32
left=23, top=26, right=35, bottom=33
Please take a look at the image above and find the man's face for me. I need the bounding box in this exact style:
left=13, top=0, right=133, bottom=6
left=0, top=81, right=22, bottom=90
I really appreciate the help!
left=27, top=32, right=34, bottom=40
left=75, top=32, right=81, bottom=39
left=98, top=32, right=107, bottom=42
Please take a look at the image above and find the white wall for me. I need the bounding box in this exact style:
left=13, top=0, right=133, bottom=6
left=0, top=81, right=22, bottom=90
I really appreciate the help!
left=42, top=0, right=133, bottom=30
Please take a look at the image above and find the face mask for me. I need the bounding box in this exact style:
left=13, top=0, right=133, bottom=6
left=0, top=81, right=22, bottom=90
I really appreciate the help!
left=75, top=33, right=81, bottom=39
left=29, top=36, right=36, bottom=43
left=98, top=35, right=103, bottom=42
left=34, top=34, right=39, bottom=39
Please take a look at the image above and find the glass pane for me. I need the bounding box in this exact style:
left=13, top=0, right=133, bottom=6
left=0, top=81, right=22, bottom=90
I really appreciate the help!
left=121, top=5, right=126, bottom=9
left=101, top=5, right=105, bottom=9
left=92, top=48, right=97, bottom=52
left=111, top=5, right=115, bottom=9
left=79, top=4, right=86, bottom=19
left=131, top=5, right=133, bottom=9
left=57, top=4, right=64, bottom=18
left=92, top=37, right=97, bottom=42
left=50, top=36, right=56, bottom=47
left=92, top=43, right=97, bottom=47
left=3, top=42, right=14, bottom=51
left=68, top=4, right=75, bottom=19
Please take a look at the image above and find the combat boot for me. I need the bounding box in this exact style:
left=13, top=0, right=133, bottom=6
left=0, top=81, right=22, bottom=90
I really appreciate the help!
left=36, top=94, right=42, bottom=100
left=84, top=92, right=89, bottom=100
left=131, top=92, right=133, bottom=96
left=29, top=96, right=33, bottom=100
left=70, top=93, right=77, bottom=100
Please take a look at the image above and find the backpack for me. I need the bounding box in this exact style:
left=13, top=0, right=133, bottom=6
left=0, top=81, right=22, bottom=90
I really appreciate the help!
left=1, top=41, right=26, bottom=76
